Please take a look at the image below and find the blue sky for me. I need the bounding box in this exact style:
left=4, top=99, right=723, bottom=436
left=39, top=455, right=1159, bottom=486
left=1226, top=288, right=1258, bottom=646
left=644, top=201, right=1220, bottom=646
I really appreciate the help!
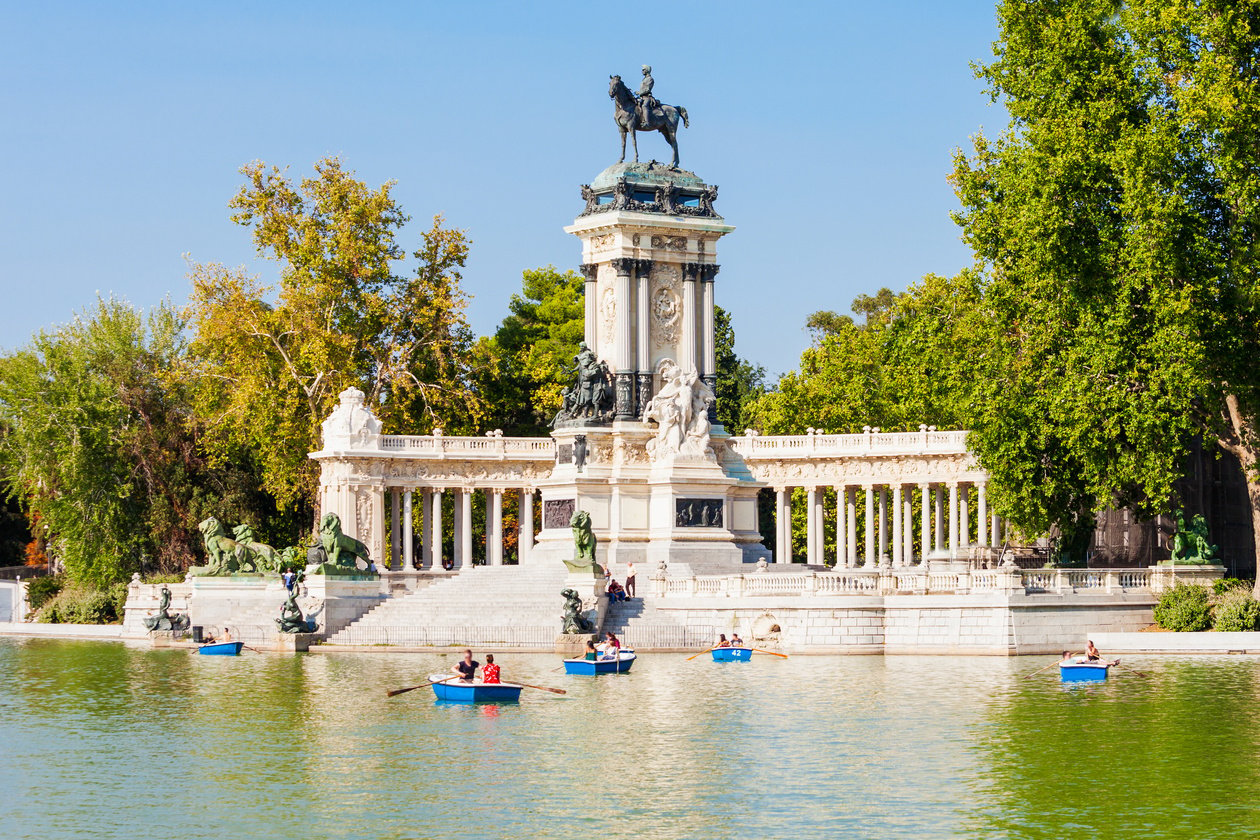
left=0, top=0, right=1003, bottom=378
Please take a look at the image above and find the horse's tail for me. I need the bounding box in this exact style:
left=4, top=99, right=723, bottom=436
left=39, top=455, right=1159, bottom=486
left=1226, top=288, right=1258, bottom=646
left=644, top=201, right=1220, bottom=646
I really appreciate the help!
left=679, top=106, right=689, bottom=129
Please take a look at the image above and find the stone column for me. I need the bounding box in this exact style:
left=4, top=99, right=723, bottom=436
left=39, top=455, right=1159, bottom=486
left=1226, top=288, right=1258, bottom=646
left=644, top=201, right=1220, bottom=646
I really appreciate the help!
left=519, top=489, right=534, bottom=565
left=580, top=263, right=597, bottom=349
left=864, top=485, right=875, bottom=567
left=420, top=489, right=432, bottom=568
left=390, top=488, right=401, bottom=571
left=977, top=483, right=989, bottom=548
left=920, top=484, right=931, bottom=566
left=636, top=261, right=652, bottom=414
left=775, top=487, right=791, bottom=564
left=891, top=485, right=903, bottom=568
left=459, top=490, right=473, bottom=569
left=903, top=491, right=914, bottom=567
left=402, top=490, right=414, bottom=570
left=490, top=489, right=504, bottom=566
left=611, top=258, right=635, bottom=419
left=878, top=486, right=889, bottom=568
left=949, top=483, right=959, bottom=558
left=935, top=486, right=945, bottom=553
left=834, top=486, right=848, bottom=568
left=430, top=489, right=444, bottom=570
left=701, top=266, right=719, bottom=424
left=681, top=263, right=698, bottom=371
left=961, top=485, right=971, bottom=549
left=991, top=512, right=1001, bottom=549
left=846, top=487, right=857, bottom=567
left=806, top=486, right=820, bottom=565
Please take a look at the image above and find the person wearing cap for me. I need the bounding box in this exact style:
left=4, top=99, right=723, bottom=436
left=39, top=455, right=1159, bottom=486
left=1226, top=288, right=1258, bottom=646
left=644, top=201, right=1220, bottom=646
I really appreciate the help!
left=637, top=64, right=657, bottom=128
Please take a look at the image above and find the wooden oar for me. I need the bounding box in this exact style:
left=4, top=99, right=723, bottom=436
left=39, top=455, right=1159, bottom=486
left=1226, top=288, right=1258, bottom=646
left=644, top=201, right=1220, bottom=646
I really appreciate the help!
left=242, top=644, right=266, bottom=655
left=515, top=682, right=567, bottom=695
left=386, top=678, right=445, bottom=698
left=685, top=646, right=717, bottom=661
left=1023, top=653, right=1080, bottom=679
left=751, top=648, right=788, bottom=658
left=1110, top=659, right=1149, bottom=678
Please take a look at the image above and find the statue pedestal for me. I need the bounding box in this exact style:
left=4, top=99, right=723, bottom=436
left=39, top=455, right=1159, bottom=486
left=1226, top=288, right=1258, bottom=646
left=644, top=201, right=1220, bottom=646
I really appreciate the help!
left=554, top=632, right=598, bottom=657
left=273, top=632, right=317, bottom=653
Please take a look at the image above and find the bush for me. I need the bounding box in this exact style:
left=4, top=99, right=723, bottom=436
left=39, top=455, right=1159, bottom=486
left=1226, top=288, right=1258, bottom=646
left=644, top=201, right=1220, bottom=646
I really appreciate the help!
left=39, top=586, right=121, bottom=624
left=1212, top=578, right=1253, bottom=596
left=25, top=575, right=63, bottom=611
left=1153, top=583, right=1212, bottom=632
left=1212, top=589, right=1260, bottom=632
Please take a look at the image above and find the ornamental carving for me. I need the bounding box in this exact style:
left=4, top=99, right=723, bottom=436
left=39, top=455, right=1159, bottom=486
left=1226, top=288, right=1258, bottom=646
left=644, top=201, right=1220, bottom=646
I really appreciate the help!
left=651, top=287, right=681, bottom=345
left=650, top=235, right=687, bottom=251
left=356, top=490, right=373, bottom=540
left=676, top=498, right=724, bottom=528
left=544, top=499, right=576, bottom=529
left=600, top=287, right=616, bottom=336
left=589, top=233, right=614, bottom=249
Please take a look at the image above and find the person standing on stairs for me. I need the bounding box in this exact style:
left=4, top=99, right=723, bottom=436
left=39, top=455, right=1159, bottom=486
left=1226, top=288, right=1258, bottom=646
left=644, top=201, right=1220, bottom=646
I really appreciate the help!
left=625, top=561, right=637, bottom=598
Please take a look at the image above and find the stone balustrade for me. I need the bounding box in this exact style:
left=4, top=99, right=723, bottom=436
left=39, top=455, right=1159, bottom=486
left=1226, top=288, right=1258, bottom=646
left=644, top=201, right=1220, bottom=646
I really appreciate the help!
left=651, top=564, right=1222, bottom=599
left=728, top=426, right=971, bottom=459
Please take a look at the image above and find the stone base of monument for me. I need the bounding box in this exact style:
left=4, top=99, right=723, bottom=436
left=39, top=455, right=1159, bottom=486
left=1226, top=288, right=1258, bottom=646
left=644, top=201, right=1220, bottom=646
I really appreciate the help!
left=148, top=629, right=186, bottom=648
left=273, top=632, right=317, bottom=653
left=187, top=575, right=282, bottom=637
left=554, top=632, right=598, bottom=657
left=302, top=574, right=389, bottom=638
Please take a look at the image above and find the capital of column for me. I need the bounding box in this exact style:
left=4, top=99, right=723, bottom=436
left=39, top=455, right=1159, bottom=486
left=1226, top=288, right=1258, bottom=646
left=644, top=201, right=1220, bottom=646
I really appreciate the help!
left=610, top=257, right=635, bottom=276
left=699, top=264, right=720, bottom=283
left=632, top=257, right=653, bottom=277
left=578, top=263, right=598, bottom=281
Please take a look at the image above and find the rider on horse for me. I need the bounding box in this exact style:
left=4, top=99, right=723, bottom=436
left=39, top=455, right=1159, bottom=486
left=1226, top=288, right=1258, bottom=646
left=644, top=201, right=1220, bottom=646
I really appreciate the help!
left=637, top=65, right=658, bottom=130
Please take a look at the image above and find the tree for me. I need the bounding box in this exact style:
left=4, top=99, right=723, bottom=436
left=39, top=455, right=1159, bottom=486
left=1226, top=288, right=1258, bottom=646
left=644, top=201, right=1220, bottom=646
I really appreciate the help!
left=474, top=266, right=585, bottom=435
left=713, top=306, right=766, bottom=433
left=185, top=157, right=481, bottom=511
left=949, top=0, right=1260, bottom=574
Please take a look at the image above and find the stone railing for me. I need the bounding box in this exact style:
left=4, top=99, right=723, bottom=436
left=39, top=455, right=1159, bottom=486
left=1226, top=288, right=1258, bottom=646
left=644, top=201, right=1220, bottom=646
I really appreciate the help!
left=728, top=426, right=971, bottom=459
left=652, top=565, right=1222, bottom=599
left=377, top=432, right=556, bottom=459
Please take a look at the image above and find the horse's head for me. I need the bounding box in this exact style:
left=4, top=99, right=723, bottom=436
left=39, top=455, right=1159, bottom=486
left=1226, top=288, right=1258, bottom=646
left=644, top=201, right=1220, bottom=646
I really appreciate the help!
left=609, top=75, right=627, bottom=100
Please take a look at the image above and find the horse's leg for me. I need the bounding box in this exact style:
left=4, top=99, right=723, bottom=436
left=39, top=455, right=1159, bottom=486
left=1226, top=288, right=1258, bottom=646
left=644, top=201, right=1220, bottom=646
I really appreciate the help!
left=664, top=126, right=679, bottom=168
left=619, top=125, right=626, bottom=163
left=632, top=129, right=639, bottom=163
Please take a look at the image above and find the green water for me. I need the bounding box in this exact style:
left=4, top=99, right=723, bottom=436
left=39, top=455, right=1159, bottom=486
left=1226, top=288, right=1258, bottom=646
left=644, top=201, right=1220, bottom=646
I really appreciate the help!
left=1, top=640, right=1258, bottom=840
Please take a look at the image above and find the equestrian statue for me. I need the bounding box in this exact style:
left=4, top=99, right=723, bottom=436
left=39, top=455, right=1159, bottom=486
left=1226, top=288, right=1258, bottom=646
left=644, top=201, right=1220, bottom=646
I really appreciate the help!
left=609, top=65, right=689, bottom=169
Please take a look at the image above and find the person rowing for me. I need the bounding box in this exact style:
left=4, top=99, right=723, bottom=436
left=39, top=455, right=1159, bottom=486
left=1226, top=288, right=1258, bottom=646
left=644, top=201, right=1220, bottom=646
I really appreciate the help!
left=714, top=633, right=730, bottom=648
left=451, top=649, right=479, bottom=682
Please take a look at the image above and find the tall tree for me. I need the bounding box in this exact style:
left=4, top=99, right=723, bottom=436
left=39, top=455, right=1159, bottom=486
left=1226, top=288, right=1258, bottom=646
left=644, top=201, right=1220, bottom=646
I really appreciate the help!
left=950, top=0, right=1260, bottom=573
left=713, top=306, right=767, bottom=434
left=185, top=158, right=481, bottom=510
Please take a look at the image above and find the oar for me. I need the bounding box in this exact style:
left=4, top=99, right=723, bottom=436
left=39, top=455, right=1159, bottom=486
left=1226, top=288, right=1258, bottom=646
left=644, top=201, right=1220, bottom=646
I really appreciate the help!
left=1110, top=660, right=1149, bottom=678
left=242, top=645, right=266, bottom=654
left=685, top=646, right=717, bottom=661
left=386, top=678, right=445, bottom=698
left=1023, top=653, right=1080, bottom=679
left=751, top=648, right=788, bottom=658
left=516, top=683, right=567, bottom=695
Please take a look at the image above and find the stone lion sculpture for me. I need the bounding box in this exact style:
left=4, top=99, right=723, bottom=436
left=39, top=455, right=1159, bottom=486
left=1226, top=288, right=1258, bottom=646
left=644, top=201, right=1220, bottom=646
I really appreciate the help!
left=194, top=517, right=243, bottom=575
left=307, top=513, right=374, bottom=572
left=564, top=510, right=603, bottom=575
left=561, top=588, right=594, bottom=634
left=232, top=523, right=281, bottom=573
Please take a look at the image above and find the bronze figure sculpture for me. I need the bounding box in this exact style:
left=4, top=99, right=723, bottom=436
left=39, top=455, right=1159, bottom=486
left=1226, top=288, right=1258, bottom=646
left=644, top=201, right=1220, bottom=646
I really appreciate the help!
left=609, top=72, right=689, bottom=168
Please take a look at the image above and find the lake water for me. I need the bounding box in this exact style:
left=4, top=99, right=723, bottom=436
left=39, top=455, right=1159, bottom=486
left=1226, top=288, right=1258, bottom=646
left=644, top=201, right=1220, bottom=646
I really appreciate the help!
left=2, top=639, right=1258, bottom=840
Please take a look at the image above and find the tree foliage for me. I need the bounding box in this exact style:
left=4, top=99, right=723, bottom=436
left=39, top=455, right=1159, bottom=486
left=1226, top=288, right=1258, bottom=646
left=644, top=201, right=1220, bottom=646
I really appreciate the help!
left=185, top=157, right=481, bottom=510
left=713, top=306, right=766, bottom=433
left=950, top=0, right=1260, bottom=567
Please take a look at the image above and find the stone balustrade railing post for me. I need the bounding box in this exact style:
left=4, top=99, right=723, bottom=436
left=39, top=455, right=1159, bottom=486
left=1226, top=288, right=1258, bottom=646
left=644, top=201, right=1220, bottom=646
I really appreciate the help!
left=1053, top=569, right=1068, bottom=594
left=651, top=571, right=667, bottom=598
left=688, top=575, right=698, bottom=596
left=877, top=571, right=896, bottom=594
left=998, top=567, right=1021, bottom=593
left=957, top=567, right=971, bottom=594
left=1104, top=569, right=1117, bottom=594
left=734, top=575, right=746, bottom=598
left=806, top=571, right=819, bottom=596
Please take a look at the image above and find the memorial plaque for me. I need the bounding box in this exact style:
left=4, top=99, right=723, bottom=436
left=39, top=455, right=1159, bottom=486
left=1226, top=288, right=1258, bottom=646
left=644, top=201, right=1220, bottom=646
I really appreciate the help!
left=545, top=498, right=576, bottom=529
left=557, top=444, right=573, bottom=464
left=676, top=498, right=724, bottom=528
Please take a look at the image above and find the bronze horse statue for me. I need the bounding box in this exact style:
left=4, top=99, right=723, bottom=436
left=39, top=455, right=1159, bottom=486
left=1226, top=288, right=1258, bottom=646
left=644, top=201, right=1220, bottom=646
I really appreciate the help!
left=609, top=75, right=689, bottom=169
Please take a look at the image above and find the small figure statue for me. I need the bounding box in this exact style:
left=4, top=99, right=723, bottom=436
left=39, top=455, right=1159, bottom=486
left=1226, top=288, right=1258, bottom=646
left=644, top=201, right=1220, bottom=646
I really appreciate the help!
left=564, top=510, right=604, bottom=576
left=1168, top=509, right=1218, bottom=565
left=143, top=585, right=190, bottom=632
left=561, top=588, right=595, bottom=634
left=553, top=342, right=614, bottom=426
left=642, top=357, right=716, bottom=460
left=307, top=513, right=375, bottom=573
left=636, top=64, right=658, bottom=129
left=275, top=586, right=316, bottom=634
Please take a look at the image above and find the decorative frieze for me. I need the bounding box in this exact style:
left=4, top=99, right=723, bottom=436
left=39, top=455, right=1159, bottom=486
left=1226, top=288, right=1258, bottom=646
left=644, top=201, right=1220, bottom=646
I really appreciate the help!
left=544, top=499, right=576, bottom=529
left=676, top=499, right=724, bottom=528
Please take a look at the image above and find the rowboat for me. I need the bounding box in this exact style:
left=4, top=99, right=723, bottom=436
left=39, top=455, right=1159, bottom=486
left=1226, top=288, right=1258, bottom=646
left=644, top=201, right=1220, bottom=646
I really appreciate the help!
left=1059, top=658, right=1114, bottom=681
left=562, top=650, right=637, bottom=675
left=711, top=646, right=753, bottom=662
left=428, top=674, right=523, bottom=702
left=198, top=641, right=244, bottom=656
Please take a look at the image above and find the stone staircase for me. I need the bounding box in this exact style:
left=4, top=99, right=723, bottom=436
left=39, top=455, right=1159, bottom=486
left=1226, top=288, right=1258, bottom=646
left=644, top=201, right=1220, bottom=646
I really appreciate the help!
left=600, top=562, right=718, bottom=650
left=326, top=564, right=570, bottom=648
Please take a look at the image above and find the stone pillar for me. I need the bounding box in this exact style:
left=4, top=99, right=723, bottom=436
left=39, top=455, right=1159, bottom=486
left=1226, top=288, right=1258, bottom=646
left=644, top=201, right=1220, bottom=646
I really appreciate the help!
left=390, top=488, right=401, bottom=570
left=681, top=263, right=698, bottom=371
left=949, top=483, right=959, bottom=558
left=701, top=267, right=718, bottom=424
left=430, top=489, right=443, bottom=570
left=864, top=485, right=875, bottom=567
left=977, top=483, right=989, bottom=548
left=775, top=488, right=791, bottom=564
left=903, top=491, right=914, bottom=567
left=878, top=486, right=889, bottom=568
left=402, top=490, right=414, bottom=570
left=991, top=512, right=1001, bottom=548
left=935, top=486, right=945, bottom=553
left=459, top=490, right=473, bottom=569
left=846, top=487, right=857, bottom=567
left=612, top=259, right=635, bottom=419
left=835, top=486, right=848, bottom=568
left=519, top=489, right=534, bottom=564
left=961, top=485, right=971, bottom=550
left=490, top=489, right=504, bottom=566
left=580, top=263, right=597, bottom=349
left=420, top=489, right=432, bottom=568
left=636, top=262, right=652, bottom=414
left=891, top=485, right=903, bottom=568
left=920, top=484, right=931, bottom=566
left=804, top=487, right=818, bottom=564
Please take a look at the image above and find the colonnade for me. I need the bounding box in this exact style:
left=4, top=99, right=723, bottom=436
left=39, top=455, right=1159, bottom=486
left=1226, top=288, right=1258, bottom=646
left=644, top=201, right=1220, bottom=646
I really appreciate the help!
left=771, top=481, right=1007, bottom=566
left=382, top=487, right=537, bottom=571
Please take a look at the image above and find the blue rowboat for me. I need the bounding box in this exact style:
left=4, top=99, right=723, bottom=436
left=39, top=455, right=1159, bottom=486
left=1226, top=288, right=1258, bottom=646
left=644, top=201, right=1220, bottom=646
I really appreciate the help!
left=1059, top=659, right=1113, bottom=681
left=198, top=641, right=244, bottom=656
left=711, top=647, right=753, bottom=662
left=428, top=674, right=523, bottom=702
left=562, top=650, right=637, bottom=675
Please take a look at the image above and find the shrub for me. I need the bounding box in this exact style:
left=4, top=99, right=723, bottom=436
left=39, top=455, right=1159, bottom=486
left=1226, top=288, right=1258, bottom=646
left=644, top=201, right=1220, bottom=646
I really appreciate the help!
left=1212, top=578, right=1253, bottom=596
left=25, top=575, right=63, bottom=611
left=1212, top=589, right=1260, bottom=632
left=39, top=586, right=121, bottom=625
left=1153, top=583, right=1212, bottom=632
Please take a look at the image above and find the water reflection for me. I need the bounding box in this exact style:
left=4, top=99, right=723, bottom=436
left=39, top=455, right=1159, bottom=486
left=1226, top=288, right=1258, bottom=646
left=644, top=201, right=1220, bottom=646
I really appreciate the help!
left=3, top=640, right=1260, bottom=839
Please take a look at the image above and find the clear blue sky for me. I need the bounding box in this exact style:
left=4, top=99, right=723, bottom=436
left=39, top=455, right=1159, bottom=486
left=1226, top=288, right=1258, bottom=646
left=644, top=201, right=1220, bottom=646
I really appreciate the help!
left=0, top=0, right=1003, bottom=378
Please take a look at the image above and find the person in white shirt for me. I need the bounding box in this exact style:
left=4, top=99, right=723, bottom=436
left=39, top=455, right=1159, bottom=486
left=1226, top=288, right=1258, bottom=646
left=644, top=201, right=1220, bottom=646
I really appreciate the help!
left=625, top=561, right=637, bottom=598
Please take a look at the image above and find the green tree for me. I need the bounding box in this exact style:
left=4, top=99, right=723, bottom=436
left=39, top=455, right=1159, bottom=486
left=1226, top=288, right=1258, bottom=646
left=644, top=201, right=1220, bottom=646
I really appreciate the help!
left=185, top=157, right=481, bottom=510
left=474, top=266, right=585, bottom=435
left=713, top=305, right=766, bottom=433
left=949, top=0, right=1260, bottom=572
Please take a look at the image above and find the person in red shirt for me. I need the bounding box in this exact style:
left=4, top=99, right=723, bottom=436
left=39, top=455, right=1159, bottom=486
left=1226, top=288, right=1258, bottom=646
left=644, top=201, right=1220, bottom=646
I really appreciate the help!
left=482, top=653, right=501, bottom=684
